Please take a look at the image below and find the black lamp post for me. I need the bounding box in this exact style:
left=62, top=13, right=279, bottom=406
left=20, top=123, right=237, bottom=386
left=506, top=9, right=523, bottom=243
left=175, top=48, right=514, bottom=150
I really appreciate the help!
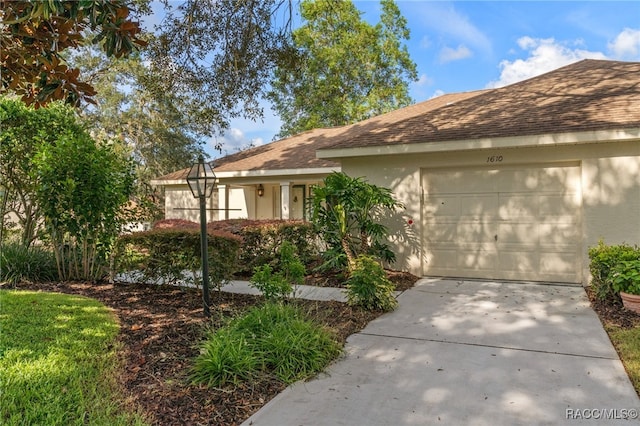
left=186, top=155, right=217, bottom=317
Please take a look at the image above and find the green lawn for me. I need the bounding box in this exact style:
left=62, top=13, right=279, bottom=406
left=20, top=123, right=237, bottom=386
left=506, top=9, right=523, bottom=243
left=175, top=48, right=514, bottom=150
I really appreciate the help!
left=606, top=324, right=640, bottom=395
left=0, top=290, right=147, bottom=426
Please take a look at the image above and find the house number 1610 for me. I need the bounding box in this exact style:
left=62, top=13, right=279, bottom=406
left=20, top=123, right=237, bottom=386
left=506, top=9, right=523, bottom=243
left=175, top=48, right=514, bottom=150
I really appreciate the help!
left=486, top=155, right=503, bottom=163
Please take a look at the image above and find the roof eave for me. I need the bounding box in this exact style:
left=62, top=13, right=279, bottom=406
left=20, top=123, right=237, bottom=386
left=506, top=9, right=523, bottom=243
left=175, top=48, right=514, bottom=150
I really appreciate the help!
left=150, top=166, right=340, bottom=186
left=316, top=128, right=640, bottom=159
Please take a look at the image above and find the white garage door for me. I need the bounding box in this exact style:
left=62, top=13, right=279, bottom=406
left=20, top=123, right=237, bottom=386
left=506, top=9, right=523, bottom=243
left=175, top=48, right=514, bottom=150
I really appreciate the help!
left=422, top=163, right=582, bottom=283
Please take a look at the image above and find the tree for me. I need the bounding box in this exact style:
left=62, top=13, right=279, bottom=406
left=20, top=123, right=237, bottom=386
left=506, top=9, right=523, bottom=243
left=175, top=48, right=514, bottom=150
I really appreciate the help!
left=310, top=172, right=404, bottom=274
left=269, top=0, right=417, bottom=138
left=0, top=98, right=83, bottom=246
left=0, top=0, right=147, bottom=107
left=145, top=0, right=299, bottom=143
left=33, top=127, right=135, bottom=281
left=66, top=46, right=204, bottom=219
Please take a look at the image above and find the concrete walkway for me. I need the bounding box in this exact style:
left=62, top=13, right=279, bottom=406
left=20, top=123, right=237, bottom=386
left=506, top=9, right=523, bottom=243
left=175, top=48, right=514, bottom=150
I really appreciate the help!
left=242, top=278, right=640, bottom=425
left=221, top=280, right=351, bottom=302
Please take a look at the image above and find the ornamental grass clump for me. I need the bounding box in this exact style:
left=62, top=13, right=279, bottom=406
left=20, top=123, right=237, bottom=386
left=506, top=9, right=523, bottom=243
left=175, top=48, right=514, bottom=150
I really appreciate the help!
left=0, top=243, right=57, bottom=285
left=191, top=303, right=340, bottom=387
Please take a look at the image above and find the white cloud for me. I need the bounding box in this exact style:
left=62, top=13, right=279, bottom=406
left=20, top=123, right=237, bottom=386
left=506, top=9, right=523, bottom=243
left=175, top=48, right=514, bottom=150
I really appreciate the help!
left=211, top=128, right=265, bottom=158
left=414, top=73, right=433, bottom=87
left=408, top=2, right=492, bottom=54
left=487, top=37, right=606, bottom=88
left=430, top=89, right=445, bottom=99
left=608, top=28, right=640, bottom=60
left=439, top=44, right=472, bottom=63
left=420, top=36, right=432, bottom=49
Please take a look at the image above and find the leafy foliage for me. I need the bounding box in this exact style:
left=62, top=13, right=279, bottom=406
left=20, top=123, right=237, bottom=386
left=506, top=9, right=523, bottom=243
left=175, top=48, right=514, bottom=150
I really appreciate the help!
left=205, top=219, right=319, bottom=274
left=250, top=241, right=306, bottom=302
left=33, top=130, right=135, bottom=281
left=588, top=241, right=640, bottom=300
left=67, top=46, right=204, bottom=221
left=146, top=0, right=298, bottom=140
left=346, top=255, right=398, bottom=312
left=310, top=172, right=404, bottom=274
left=269, top=0, right=417, bottom=137
left=612, top=260, right=640, bottom=295
left=1, top=0, right=147, bottom=107
left=191, top=303, right=340, bottom=387
left=115, top=227, right=242, bottom=292
left=0, top=243, right=57, bottom=285
left=0, top=99, right=82, bottom=246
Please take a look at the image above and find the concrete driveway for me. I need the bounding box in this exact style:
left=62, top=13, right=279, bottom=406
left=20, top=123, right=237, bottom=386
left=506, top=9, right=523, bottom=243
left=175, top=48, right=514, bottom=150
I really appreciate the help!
left=243, top=278, right=640, bottom=425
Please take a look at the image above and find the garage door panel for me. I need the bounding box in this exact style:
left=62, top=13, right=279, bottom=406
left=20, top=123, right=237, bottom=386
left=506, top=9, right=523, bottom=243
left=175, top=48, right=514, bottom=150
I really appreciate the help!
left=498, top=195, right=537, bottom=219
left=538, top=194, right=580, bottom=217
left=422, top=164, right=582, bottom=283
left=458, top=248, right=497, bottom=271
left=424, top=195, right=460, bottom=217
left=424, top=221, right=457, bottom=243
left=497, top=170, right=539, bottom=192
left=539, top=223, right=580, bottom=243
left=540, top=252, right=580, bottom=275
left=460, top=195, right=498, bottom=220
left=427, top=170, right=498, bottom=193
left=499, top=251, right=537, bottom=273
left=538, top=166, right=581, bottom=192
left=497, top=223, right=537, bottom=243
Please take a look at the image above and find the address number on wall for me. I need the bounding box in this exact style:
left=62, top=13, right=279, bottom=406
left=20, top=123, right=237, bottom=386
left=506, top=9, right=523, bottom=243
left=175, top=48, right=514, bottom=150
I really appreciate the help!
left=486, top=155, right=504, bottom=163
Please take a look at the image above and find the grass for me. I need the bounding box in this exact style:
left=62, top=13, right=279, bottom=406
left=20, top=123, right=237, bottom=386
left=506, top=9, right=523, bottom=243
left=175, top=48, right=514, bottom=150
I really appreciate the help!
left=0, top=290, right=147, bottom=426
left=191, top=302, right=341, bottom=387
left=606, top=324, right=640, bottom=393
left=0, top=243, right=58, bottom=285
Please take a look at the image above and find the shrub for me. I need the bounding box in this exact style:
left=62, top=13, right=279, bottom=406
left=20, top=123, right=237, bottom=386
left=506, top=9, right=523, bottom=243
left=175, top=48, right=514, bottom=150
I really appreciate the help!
left=114, top=228, right=241, bottom=290
left=235, top=220, right=318, bottom=274
left=157, top=219, right=320, bottom=275
left=0, top=243, right=57, bottom=285
left=611, top=260, right=640, bottom=295
left=191, top=303, right=340, bottom=387
left=346, top=255, right=398, bottom=311
left=588, top=241, right=640, bottom=300
left=249, top=241, right=306, bottom=302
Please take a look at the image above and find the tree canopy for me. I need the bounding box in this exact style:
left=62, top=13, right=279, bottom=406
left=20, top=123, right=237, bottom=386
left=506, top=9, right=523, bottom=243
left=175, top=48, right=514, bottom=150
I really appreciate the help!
left=269, top=0, right=418, bottom=138
left=0, top=0, right=147, bottom=107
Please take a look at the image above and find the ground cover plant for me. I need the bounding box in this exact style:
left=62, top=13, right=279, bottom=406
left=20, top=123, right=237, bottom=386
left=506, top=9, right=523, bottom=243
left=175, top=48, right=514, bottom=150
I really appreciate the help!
left=191, top=303, right=340, bottom=387
left=0, top=290, right=145, bottom=425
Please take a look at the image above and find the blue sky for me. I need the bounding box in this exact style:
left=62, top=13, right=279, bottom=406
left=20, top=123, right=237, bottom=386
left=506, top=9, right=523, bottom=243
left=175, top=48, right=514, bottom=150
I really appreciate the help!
left=209, top=1, right=640, bottom=158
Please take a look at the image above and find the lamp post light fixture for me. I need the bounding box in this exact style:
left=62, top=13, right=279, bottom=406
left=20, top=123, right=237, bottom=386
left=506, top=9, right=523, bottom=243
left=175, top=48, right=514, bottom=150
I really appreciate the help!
left=186, top=155, right=217, bottom=317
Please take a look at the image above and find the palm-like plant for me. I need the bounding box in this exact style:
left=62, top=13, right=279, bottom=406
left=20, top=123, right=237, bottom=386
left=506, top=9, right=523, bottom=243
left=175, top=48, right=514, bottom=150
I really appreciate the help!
left=310, top=172, right=403, bottom=274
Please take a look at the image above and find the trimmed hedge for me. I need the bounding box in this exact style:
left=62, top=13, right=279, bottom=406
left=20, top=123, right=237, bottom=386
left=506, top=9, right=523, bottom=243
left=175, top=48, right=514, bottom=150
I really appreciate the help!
left=114, top=227, right=241, bottom=289
left=588, top=240, right=640, bottom=300
left=152, top=219, right=320, bottom=275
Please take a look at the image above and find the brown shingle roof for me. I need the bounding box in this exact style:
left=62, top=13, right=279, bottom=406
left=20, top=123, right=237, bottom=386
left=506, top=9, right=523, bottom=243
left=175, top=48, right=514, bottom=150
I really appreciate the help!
left=155, top=59, right=639, bottom=182
left=321, top=59, right=640, bottom=151
left=154, top=91, right=484, bottom=181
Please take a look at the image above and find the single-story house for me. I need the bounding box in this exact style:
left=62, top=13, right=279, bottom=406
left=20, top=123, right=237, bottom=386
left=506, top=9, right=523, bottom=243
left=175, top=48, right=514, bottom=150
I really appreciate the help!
left=153, top=59, right=640, bottom=285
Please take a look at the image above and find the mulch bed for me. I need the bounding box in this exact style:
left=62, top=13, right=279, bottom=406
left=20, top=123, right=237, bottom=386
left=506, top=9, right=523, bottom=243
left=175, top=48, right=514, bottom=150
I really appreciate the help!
left=12, top=270, right=418, bottom=425
left=586, top=286, right=640, bottom=329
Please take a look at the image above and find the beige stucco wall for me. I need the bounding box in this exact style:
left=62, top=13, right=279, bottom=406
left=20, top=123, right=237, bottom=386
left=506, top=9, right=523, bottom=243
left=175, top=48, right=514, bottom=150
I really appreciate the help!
left=164, top=180, right=322, bottom=222
left=339, top=139, right=640, bottom=284
left=164, top=185, right=219, bottom=222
